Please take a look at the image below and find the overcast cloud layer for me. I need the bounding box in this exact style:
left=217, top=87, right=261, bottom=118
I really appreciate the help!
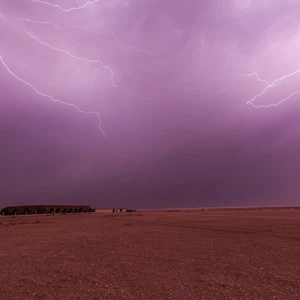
left=1, top=0, right=300, bottom=209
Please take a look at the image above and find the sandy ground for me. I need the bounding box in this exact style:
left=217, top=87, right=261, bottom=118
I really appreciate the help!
left=0, top=209, right=300, bottom=300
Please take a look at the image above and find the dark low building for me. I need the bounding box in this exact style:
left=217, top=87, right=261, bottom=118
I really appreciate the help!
left=0, top=205, right=95, bottom=216
left=111, top=208, right=136, bottom=213
left=112, top=208, right=127, bottom=213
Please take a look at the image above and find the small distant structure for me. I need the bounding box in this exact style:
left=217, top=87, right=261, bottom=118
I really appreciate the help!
left=0, top=205, right=95, bottom=216
left=112, top=208, right=127, bottom=213
left=111, top=208, right=136, bottom=213
left=126, top=209, right=136, bottom=213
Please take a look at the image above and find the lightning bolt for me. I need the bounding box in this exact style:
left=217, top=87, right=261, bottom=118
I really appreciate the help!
left=30, top=0, right=100, bottom=13
left=18, top=17, right=153, bottom=58
left=7, top=60, right=35, bottom=74
left=186, top=59, right=300, bottom=109
left=237, top=70, right=270, bottom=86
left=245, top=67, right=300, bottom=108
left=0, top=14, right=16, bottom=33
left=186, top=74, right=238, bottom=93
left=0, top=6, right=152, bottom=137
left=0, top=55, right=107, bottom=139
left=26, top=31, right=117, bottom=88
left=248, top=89, right=300, bottom=108
left=185, top=62, right=255, bottom=93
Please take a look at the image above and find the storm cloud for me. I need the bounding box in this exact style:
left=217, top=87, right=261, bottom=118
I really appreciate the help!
left=1, top=0, right=300, bottom=208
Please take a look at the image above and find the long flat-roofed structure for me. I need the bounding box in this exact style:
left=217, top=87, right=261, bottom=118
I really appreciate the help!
left=0, top=205, right=95, bottom=215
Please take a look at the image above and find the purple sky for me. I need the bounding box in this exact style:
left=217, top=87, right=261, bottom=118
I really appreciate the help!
left=1, top=0, right=300, bottom=209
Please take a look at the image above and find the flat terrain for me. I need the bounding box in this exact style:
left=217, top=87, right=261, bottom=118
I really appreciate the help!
left=1, top=208, right=300, bottom=299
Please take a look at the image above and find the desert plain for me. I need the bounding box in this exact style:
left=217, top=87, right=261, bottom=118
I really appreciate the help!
left=0, top=208, right=300, bottom=300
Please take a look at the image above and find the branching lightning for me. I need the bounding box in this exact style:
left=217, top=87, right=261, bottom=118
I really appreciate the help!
left=249, top=89, right=300, bottom=108
left=186, top=63, right=247, bottom=93
left=0, top=55, right=107, bottom=138
left=18, top=17, right=153, bottom=57
left=8, top=60, right=35, bottom=74
left=237, top=69, right=270, bottom=86
left=186, top=74, right=238, bottom=93
left=187, top=60, right=300, bottom=109
left=246, top=67, right=300, bottom=108
left=30, top=0, right=100, bottom=13
left=4, top=0, right=298, bottom=143
left=26, top=31, right=117, bottom=87
left=1, top=0, right=154, bottom=138
left=0, top=13, right=16, bottom=29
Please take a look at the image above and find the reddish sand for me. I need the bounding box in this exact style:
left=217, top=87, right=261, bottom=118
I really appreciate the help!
left=0, top=208, right=299, bottom=299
